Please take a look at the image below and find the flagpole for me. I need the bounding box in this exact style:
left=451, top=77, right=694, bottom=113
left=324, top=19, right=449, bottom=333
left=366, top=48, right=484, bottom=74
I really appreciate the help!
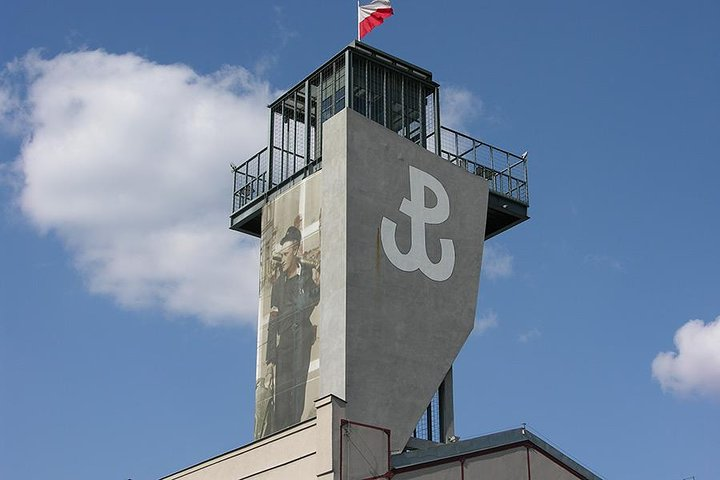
left=357, top=0, right=360, bottom=41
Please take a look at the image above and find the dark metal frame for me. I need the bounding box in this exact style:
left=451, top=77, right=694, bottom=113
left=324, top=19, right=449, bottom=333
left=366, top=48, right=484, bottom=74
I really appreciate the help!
left=232, top=41, right=442, bottom=218
left=231, top=41, right=530, bottom=241
left=339, top=419, right=392, bottom=480
left=437, top=126, right=529, bottom=205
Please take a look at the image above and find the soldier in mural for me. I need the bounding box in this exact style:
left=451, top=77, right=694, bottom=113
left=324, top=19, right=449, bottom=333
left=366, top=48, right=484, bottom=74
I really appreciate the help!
left=262, top=225, right=320, bottom=434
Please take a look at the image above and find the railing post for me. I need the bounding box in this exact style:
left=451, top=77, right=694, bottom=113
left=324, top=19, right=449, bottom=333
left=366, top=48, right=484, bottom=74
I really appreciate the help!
left=232, top=165, right=237, bottom=212
left=473, top=138, right=477, bottom=169
left=524, top=156, right=529, bottom=203
left=280, top=103, right=286, bottom=182
left=256, top=151, right=261, bottom=199
left=304, top=79, right=311, bottom=167
left=292, top=91, right=297, bottom=176
left=454, top=132, right=459, bottom=166
left=344, top=49, right=351, bottom=111
left=434, top=88, right=441, bottom=155
left=489, top=147, right=495, bottom=191
left=267, top=107, right=274, bottom=190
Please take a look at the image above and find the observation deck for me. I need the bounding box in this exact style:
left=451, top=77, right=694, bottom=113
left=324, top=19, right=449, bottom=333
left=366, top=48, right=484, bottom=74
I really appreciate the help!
left=230, top=41, right=529, bottom=239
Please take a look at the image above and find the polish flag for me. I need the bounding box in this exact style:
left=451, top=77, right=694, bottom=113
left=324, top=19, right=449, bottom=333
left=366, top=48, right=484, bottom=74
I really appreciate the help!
left=358, top=0, right=394, bottom=39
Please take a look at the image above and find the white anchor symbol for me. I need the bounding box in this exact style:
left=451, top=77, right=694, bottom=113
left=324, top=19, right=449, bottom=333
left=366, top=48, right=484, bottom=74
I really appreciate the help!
left=380, top=165, right=455, bottom=282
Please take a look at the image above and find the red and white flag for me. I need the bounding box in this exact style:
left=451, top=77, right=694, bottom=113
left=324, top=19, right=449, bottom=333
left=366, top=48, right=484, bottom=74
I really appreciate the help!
left=358, top=0, right=394, bottom=39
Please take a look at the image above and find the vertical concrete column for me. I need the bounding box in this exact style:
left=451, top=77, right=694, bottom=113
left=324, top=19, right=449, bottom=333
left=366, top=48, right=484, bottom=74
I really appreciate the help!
left=315, top=395, right=346, bottom=480
left=439, top=368, right=455, bottom=442
left=319, top=108, right=349, bottom=402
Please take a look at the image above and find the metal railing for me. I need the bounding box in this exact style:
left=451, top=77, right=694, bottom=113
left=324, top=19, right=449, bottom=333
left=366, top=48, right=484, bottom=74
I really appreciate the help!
left=232, top=146, right=322, bottom=213
left=232, top=127, right=528, bottom=214
left=436, top=126, right=529, bottom=205
left=232, top=147, right=269, bottom=213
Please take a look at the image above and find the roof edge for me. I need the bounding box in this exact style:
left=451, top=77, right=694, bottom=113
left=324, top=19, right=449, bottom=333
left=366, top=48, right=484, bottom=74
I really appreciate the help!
left=392, top=427, right=603, bottom=480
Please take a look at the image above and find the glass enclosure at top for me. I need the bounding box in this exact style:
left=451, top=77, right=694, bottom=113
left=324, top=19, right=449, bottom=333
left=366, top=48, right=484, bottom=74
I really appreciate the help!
left=267, top=42, right=439, bottom=189
left=231, top=42, right=528, bottom=221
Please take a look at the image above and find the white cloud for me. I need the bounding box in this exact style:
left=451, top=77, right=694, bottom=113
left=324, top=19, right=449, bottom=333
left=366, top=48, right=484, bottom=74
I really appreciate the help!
left=440, top=85, right=483, bottom=131
left=1, top=50, right=274, bottom=325
left=482, top=243, right=514, bottom=280
left=518, top=328, right=541, bottom=343
left=473, top=310, right=498, bottom=336
left=652, top=316, right=720, bottom=398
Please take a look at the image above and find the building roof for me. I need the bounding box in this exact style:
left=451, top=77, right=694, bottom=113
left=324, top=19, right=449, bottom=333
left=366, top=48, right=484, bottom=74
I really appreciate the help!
left=393, top=427, right=603, bottom=480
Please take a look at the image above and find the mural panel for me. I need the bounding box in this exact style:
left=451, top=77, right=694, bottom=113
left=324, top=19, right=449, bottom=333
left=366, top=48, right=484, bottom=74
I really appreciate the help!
left=255, top=173, right=322, bottom=439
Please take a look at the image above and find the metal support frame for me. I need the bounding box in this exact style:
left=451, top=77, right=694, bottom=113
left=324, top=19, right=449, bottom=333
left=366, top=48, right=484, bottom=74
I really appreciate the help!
left=339, top=419, right=393, bottom=480
left=345, top=49, right=351, bottom=111
left=433, top=86, right=442, bottom=155
left=229, top=42, right=528, bottom=235
left=267, top=101, right=275, bottom=191
left=304, top=79, right=311, bottom=165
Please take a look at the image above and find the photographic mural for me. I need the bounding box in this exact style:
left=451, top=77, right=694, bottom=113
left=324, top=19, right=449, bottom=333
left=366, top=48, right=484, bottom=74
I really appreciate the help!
left=254, top=174, right=322, bottom=439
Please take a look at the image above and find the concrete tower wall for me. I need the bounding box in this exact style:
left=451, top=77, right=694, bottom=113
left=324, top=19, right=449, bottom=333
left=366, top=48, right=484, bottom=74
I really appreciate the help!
left=320, top=109, right=489, bottom=450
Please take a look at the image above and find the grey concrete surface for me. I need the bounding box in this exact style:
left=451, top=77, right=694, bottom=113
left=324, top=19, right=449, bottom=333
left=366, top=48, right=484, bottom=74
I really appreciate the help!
left=320, top=109, right=489, bottom=451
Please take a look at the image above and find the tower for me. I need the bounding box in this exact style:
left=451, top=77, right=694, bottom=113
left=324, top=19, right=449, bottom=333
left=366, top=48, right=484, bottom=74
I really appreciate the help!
left=231, top=42, right=528, bottom=449
left=163, top=42, right=603, bottom=480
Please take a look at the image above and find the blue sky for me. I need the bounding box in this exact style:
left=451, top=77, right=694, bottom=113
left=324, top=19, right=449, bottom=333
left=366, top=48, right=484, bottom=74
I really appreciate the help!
left=1, top=1, right=719, bottom=479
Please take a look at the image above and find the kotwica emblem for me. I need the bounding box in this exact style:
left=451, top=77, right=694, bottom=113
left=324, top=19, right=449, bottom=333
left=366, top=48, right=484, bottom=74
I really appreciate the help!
left=380, top=165, right=455, bottom=281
